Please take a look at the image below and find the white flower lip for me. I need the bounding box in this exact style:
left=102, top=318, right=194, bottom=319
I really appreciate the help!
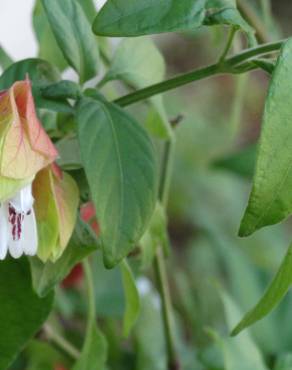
left=0, top=184, right=38, bottom=260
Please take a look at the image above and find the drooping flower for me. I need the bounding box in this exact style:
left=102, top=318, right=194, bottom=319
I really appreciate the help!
left=33, top=163, right=79, bottom=262
left=0, top=78, right=58, bottom=259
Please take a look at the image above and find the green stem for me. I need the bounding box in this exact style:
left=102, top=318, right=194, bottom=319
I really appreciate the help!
left=154, top=137, right=179, bottom=370
left=113, top=40, right=284, bottom=107
left=219, top=27, right=237, bottom=64
left=83, top=258, right=96, bottom=327
left=43, top=323, right=80, bottom=360
left=237, top=0, right=270, bottom=43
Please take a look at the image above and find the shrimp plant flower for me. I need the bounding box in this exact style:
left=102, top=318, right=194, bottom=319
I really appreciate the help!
left=0, top=78, right=78, bottom=261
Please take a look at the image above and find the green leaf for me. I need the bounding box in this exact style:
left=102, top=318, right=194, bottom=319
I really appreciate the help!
left=0, top=58, right=72, bottom=113
left=30, top=234, right=97, bottom=297
left=101, top=37, right=172, bottom=139
left=140, top=203, right=169, bottom=269
left=121, top=260, right=140, bottom=337
left=204, top=0, right=256, bottom=46
left=77, top=97, right=157, bottom=267
left=275, top=354, right=292, bottom=370
left=92, top=0, right=255, bottom=45
left=239, top=38, right=292, bottom=237
left=0, top=45, right=13, bottom=70
left=0, top=258, right=54, bottom=369
left=209, top=292, right=267, bottom=370
left=42, top=0, right=99, bottom=82
left=0, top=58, right=59, bottom=90
left=93, top=0, right=206, bottom=36
left=73, top=324, right=107, bottom=370
left=41, top=80, right=82, bottom=100
left=33, top=0, right=68, bottom=71
left=232, top=243, right=292, bottom=336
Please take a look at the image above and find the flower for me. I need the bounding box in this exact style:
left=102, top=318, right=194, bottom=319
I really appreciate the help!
left=0, top=78, right=58, bottom=259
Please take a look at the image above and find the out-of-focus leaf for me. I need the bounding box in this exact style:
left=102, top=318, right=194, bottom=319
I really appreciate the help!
left=42, top=0, right=99, bottom=82
left=33, top=0, right=68, bottom=71
left=77, top=96, right=157, bottom=267
left=101, top=37, right=172, bottom=139
left=0, top=258, right=54, bottom=370
left=121, top=260, right=140, bottom=337
left=0, top=45, right=13, bottom=70
left=30, top=233, right=97, bottom=297
left=214, top=144, right=256, bottom=178
left=209, top=292, right=267, bottom=370
left=56, top=136, right=82, bottom=171
left=239, top=39, right=292, bottom=237
left=140, top=203, right=169, bottom=269
left=73, top=324, right=107, bottom=370
left=134, top=279, right=166, bottom=370
left=41, top=80, right=82, bottom=100
left=275, top=354, right=292, bottom=370
left=232, top=243, right=292, bottom=336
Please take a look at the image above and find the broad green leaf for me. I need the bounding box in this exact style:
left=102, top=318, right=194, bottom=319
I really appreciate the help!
left=41, top=80, right=82, bottom=100
left=33, top=0, right=68, bottom=71
left=77, top=96, right=157, bottom=267
left=73, top=324, right=107, bottom=370
left=76, top=0, right=96, bottom=23
left=232, top=243, right=292, bottom=336
left=0, top=58, right=72, bottom=113
left=42, top=0, right=99, bottom=82
left=30, top=235, right=97, bottom=297
left=239, top=38, right=292, bottom=237
left=0, top=45, right=13, bottom=70
left=209, top=292, right=267, bottom=370
left=121, top=260, right=140, bottom=337
left=205, top=0, right=256, bottom=46
left=101, top=37, right=172, bottom=139
left=92, top=0, right=255, bottom=45
left=93, top=0, right=206, bottom=36
left=0, top=258, right=54, bottom=369
left=140, top=203, right=169, bottom=269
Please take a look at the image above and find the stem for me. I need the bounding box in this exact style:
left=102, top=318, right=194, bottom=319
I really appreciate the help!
left=83, top=258, right=96, bottom=328
left=113, top=39, right=285, bottom=107
left=43, top=323, right=80, bottom=360
left=219, top=27, right=237, bottom=64
left=154, top=137, right=179, bottom=370
left=237, top=0, right=270, bottom=43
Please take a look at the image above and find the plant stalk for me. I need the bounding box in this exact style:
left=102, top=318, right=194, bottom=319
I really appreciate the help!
left=43, top=323, right=80, bottom=360
left=154, top=136, right=180, bottom=370
left=114, top=39, right=284, bottom=108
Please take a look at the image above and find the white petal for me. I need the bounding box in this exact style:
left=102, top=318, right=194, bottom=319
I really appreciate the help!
left=9, top=184, right=34, bottom=213
left=0, top=204, right=9, bottom=260
left=22, top=209, right=38, bottom=256
left=8, top=239, right=23, bottom=259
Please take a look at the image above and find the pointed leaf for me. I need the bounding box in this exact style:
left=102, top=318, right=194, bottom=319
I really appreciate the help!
left=121, top=260, right=140, bottom=337
left=42, top=0, right=99, bottom=82
left=0, top=45, right=13, bottom=70
left=239, top=38, right=292, bottom=237
left=232, top=243, right=292, bottom=336
left=77, top=97, right=157, bottom=267
left=0, top=258, right=54, bottom=369
left=93, top=0, right=206, bottom=36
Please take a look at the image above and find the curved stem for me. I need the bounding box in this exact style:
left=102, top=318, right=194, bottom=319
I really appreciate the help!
left=113, top=39, right=285, bottom=108
left=83, top=258, right=96, bottom=327
left=219, top=27, right=237, bottom=64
